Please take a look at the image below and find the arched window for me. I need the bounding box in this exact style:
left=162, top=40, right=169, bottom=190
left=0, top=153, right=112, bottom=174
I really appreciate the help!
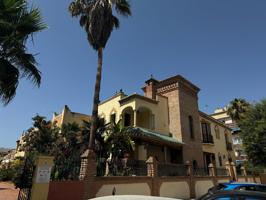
left=189, top=115, right=194, bottom=139
left=110, top=113, right=116, bottom=124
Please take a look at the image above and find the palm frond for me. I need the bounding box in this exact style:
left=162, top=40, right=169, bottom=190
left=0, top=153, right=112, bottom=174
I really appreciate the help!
left=14, top=51, right=41, bottom=86
left=112, top=15, right=119, bottom=29
left=0, top=0, right=46, bottom=105
left=114, top=0, right=131, bottom=17
left=0, top=58, right=19, bottom=105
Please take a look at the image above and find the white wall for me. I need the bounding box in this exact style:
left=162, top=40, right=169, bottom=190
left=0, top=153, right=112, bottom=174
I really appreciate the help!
left=96, top=183, right=151, bottom=197
left=195, top=180, right=214, bottom=198
left=160, top=182, right=190, bottom=199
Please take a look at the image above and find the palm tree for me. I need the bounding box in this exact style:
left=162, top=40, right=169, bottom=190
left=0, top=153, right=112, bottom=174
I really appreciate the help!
left=0, top=0, right=46, bottom=105
left=69, top=0, right=131, bottom=150
left=227, top=98, right=250, bottom=121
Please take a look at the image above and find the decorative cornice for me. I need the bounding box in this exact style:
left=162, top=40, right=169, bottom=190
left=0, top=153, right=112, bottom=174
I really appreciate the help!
left=157, top=82, right=178, bottom=93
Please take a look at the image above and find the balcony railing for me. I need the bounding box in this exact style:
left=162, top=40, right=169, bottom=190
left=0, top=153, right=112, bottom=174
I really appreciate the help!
left=202, top=134, right=214, bottom=144
left=226, top=142, right=233, bottom=151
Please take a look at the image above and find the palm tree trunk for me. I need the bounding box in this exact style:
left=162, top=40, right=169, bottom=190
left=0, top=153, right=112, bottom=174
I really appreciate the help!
left=88, top=47, right=103, bottom=150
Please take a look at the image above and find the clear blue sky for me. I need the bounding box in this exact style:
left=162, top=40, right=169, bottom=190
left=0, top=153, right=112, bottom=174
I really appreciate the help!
left=1, top=0, right=266, bottom=148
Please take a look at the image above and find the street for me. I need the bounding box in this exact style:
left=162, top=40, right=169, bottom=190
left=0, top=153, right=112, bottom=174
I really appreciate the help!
left=0, top=182, right=19, bottom=200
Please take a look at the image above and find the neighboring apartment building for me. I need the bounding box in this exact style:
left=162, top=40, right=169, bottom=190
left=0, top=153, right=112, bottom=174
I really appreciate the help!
left=52, top=105, right=91, bottom=127
left=98, top=75, right=235, bottom=169
left=211, top=108, right=247, bottom=166
left=0, top=149, right=16, bottom=169
left=14, top=105, right=91, bottom=159
left=14, top=133, right=26, bottom=158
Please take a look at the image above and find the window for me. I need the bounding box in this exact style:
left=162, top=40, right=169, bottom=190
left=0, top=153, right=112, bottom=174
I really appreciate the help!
left=124, top=113, right=131, bottom=127
left=110, top=113, right=116, bottom=124
left=215, top=125, right=220, bottom=139
left=192, top=160, right=198, bottom=170
left=201, top=122, right=213, bottom=143
left=189, top=116, right=194, bottom=139
left=233, top=137, right=242, bottom=144
left=218, top=153, right=222, bottom=167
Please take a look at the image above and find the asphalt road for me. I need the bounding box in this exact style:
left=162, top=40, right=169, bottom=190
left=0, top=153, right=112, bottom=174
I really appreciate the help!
left=0, top=182, right=19, bottom=200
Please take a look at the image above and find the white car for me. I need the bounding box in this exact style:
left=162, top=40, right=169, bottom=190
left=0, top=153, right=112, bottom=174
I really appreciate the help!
left=90, top=195, right=181, bottom=200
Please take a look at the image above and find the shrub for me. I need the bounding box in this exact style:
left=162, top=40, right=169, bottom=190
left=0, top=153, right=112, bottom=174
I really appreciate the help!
left=0, top=168, right=15, bottom=181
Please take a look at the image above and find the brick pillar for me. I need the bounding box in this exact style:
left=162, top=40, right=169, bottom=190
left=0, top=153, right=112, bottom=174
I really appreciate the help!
left=241, top=166, right=248, bottom=182
left=208, top=163, right=216, bottom=177
left=231, top=162, right=237, bottom=181
left=146, top=156, right=158, bottom=177
left=185, top=161, right=195, bottom=199
left=209, top=163, right=218, bottom=187
left=225, top=161, right=236, bottom=181
left=82, top=150, right=97, bottom=200
left=146, top=157, right=159, bottom=196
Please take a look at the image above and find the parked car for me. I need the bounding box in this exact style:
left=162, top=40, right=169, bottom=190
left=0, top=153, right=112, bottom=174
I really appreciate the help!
left=197, top=190, right=266, bottom=200
left=208, top=182, right=266, bottom=193
left=90, top=195, right=180, bottom=200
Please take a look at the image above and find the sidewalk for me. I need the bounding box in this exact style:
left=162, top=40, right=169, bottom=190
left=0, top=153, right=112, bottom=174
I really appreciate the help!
left=0, top=182, right=19, bottom=200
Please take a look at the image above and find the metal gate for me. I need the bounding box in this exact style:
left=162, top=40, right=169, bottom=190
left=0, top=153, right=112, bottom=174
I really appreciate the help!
left=17, top=156, right=35, bottom=200
left=17, top=188, right=31, bottom=200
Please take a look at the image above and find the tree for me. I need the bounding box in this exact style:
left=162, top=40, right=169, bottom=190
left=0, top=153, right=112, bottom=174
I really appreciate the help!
left=52, top=123, right=83, bottom=180
left=237, top=99, right=266, bottom=167
left=81, top=119, right=108, bottom=157
left=23, top=115, right=59, bottom=155
left=0, top=0, right=46, bottom=105
left=69, top=0, right=131, bottom=150
left=227, top=98, right=250, bottom=121
left=103, top=120, right=135, bottom=175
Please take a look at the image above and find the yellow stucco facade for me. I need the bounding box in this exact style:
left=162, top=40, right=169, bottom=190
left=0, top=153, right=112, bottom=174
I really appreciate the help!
left=98, top=93, right=170, bottom=135
left=52, top=105, right=91, bottom=127
left=199, top=111, right=235, bottom=168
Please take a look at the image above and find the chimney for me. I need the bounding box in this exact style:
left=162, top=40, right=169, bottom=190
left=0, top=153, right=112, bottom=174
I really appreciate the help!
left=142, top=75, right=159, bottom=99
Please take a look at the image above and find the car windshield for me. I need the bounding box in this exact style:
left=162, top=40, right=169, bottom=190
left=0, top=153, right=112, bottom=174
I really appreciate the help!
left=209, top=184, right=227, bottom=193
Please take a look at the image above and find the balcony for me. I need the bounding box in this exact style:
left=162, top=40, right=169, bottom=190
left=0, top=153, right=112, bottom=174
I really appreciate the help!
left=202, top=134, right=214, bottom=144
left=226, top=142, right=233, bottom=151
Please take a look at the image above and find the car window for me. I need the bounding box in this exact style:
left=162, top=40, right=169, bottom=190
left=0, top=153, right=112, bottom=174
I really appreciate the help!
left=243, top=197, right=265, bottom=200
left=237, top=186, right=256, bottom=191
left=214, top=196, right=238, bottom=200
left=255, top=185, right=266, bottom=192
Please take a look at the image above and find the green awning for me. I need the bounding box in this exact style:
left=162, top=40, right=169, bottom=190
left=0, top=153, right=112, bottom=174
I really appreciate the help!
left=129, top=127, right=184, bottom=148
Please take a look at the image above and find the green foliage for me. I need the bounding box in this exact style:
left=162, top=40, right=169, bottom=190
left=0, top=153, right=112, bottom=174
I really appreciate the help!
left=0, top=167, right=15, bottom=181
left=103, top=120, right=135, bottom=159
left=0, top=0, right=47, bottom=105
left=237, top=99, right=266, bottom=167
left=244, top=161, right=265, bottom=175
left=227, top=98, right=250, bottom=121
left=51, top=123, right=83, bottom=180
left=23, top=115, right=59, bottom=155
left=12, top=155, right=35, bottom=189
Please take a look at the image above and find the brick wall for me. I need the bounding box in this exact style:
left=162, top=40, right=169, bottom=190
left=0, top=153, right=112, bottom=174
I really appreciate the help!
left=47, top=181, right=84, bottom=200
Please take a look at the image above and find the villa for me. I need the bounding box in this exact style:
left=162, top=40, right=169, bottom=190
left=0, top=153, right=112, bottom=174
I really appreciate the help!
left=98, top=75, right=235, bottom=169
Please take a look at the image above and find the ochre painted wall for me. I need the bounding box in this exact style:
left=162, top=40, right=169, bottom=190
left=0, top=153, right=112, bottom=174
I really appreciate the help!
left=200, top=115, right=236, bottom=167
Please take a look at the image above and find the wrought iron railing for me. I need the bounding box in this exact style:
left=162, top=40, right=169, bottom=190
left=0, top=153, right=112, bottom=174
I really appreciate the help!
left=158, top=163, right=188, bottom=176
left=216, top=168, right=228, bottom=176
left=17, top=188, right=31, bottom=200
left=202, top=134, right=214, bottom=144
left=193, top=167, right=209, bottom=176
left=102, top=159, right=147, bottom=176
